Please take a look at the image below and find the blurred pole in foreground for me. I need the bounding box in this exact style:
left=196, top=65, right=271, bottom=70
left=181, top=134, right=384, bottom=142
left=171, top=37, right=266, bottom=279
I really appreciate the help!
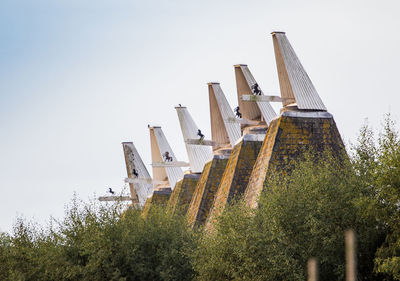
left=307, top=258, right=318, bottom=281
left=345, top=229, right=357, bottom=281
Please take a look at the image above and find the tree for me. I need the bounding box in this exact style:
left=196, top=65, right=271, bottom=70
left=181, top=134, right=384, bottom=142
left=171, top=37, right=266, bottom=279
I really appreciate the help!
left=367, top=116, right=400, bottom=280
left=193, top=151, right=384, bottom=280
left=0, top=197, right=197, bottom=281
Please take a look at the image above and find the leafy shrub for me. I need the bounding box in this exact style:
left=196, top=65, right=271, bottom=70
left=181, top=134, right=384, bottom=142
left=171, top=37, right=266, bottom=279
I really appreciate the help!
left=0, top=198, right=197, bottom=281
left=192, top=150, right=383, bottom=280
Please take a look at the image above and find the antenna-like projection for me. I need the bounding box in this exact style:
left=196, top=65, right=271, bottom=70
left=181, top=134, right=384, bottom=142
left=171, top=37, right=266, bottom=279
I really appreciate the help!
left=149, top=126, right=184, bottom=189
left=208, top=82, right=241, bottom=150
left=234, top=64, right=277, bottom=126
left=122, top=142, right=154, bottom=206
left=175, top=105, right=213, bottom=173
left=272, top=31, right=327, bottom=111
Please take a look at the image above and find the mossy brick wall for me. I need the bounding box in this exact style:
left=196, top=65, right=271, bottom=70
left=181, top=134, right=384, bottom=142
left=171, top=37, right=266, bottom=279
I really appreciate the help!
left=206, top=139, right=263, bottom=229
left=167, top=180, right=183, bottom=214
left=244, top=112, right=344, bottom=208
left=141, top=189, right=172, bottom=218
left=186, top=155, right=230, bottom=228
left=167, top=174, right=201, bottom=216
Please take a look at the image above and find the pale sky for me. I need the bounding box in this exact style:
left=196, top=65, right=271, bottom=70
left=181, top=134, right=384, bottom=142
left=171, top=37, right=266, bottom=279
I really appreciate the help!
left=1, top=0, right=399, bottom=232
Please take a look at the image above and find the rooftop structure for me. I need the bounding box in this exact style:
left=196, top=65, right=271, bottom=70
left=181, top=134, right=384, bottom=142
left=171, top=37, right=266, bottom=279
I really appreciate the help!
left=272, top=31, right=327, bottom=111
left=175, top=106, right=213, bottom=173
left=234, top=64, right=276, bottom=126
left=203, top=65, right=277, bottom=229
left=122, top=142, right=154, bottom=206
left=186, top=83, right=242, bottom=227
left=149, top=126, right=184, bottom=190
left=208, top=82, right=241, bottom=151
left=243, top=32, right=344, bottom=209
left=142, top=126, right=185, bottom=217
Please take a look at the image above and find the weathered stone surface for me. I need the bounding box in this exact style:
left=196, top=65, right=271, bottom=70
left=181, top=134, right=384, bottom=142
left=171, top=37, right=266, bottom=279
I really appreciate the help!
left=244, top=111, right=344, bottom=208
left=167, top=173, right=201, bottom=215
left=206, top=137, right=263, bottom=229
left=141, top=188, right=172, bottom=218
left=186, top=154, right=230, bottom=228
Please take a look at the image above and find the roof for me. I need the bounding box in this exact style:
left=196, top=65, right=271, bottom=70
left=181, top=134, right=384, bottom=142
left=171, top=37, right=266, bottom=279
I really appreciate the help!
left=272, top=32, right=327, bottom=111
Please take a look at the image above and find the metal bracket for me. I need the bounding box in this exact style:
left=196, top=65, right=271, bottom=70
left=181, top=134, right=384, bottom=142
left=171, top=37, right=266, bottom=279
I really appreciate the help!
left=124, top=177, right=167, bottom=185
left=151, top=161, right=190, bottom=167
left=186, top=139, right=217, bottom=146
left=241, top=95, right=294, bottom=103
left=98, top=196, right=133, bottom=202
left=225, top=117, right=260, bottom=125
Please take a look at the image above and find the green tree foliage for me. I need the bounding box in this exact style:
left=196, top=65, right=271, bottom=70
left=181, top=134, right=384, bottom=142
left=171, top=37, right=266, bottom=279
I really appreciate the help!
left=364, top=116, right=400, bottom=280
left=192, top=151, right=384, bottom=280
left=192, top=116, right=400, bottom=281
left=0, top=198, right=197, bottom=281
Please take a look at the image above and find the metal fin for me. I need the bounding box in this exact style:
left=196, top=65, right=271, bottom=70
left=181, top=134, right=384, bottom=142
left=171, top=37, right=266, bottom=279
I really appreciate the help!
left=272, top=32, right=327, bottom=111
left=175, top=106, right=213, bottom=173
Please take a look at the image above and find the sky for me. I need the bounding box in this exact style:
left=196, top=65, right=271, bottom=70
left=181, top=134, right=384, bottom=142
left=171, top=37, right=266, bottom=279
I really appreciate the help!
left=1, top=0, right=399, bottom=233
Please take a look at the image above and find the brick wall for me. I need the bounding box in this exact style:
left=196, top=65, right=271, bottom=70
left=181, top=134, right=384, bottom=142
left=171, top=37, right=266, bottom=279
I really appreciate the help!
left=186, top=155, right=230, bottom=228
left=141, top=188, right=172, bottom=218
left=167, top=174, right=201, bottom=216
left=244, top=112, right=344, bottom=209
left=206, top=138, right=263, bottom=230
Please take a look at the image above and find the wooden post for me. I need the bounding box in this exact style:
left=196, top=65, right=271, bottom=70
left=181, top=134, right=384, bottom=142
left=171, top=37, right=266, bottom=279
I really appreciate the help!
left=307, top=258, right=318, bottom=281
left=345, top=229, right=357, bottom=281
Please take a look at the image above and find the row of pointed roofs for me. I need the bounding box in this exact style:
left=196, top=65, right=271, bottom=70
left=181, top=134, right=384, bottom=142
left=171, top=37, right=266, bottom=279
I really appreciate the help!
left=118, top=32, right=328, bottom=206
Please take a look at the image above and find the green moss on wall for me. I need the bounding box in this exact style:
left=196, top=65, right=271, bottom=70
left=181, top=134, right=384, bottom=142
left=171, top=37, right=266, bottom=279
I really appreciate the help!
left=168, top=174, right=201, bottom=216
left=206, top=138, right=263, bottom=230
left=186, top=155, right=230, bottom=228
left=244, top=113, right=344, bottom=209
left=141, top=188, right=172, bottom=218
